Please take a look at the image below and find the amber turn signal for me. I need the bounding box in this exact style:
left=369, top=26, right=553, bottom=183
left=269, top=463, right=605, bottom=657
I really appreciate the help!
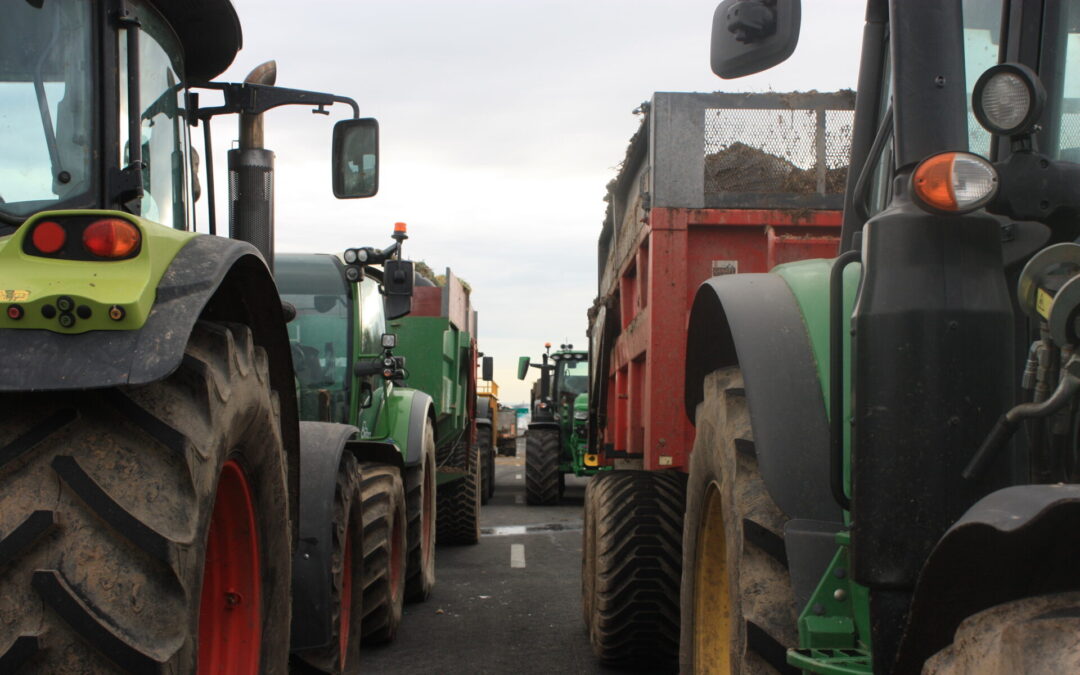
left=912, top=152, right=998, bottom=214
left=83, top=218, right=141, bottom=258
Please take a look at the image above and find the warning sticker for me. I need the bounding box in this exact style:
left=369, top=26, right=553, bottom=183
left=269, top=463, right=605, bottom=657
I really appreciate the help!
left=1036, top=287, right=1053, bottom=320
left=0, top=290, right=30, bottom=302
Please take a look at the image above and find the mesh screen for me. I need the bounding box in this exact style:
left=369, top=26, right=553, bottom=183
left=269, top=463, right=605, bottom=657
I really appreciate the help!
left=704, top=105, right=854, bottom=196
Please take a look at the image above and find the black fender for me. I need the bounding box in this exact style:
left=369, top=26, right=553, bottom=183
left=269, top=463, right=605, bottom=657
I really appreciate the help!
left=290, top=421, right=360, bottom=652
left=528, top=422, right=559, bottom=433
left=685, top=273, right=840, bottom=524
left=894, top=484, right=1080, bottom=673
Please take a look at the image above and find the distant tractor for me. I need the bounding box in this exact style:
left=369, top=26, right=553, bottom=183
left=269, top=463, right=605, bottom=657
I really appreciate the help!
left=518, top=343, right=606, bottom=505
left=475, top=379, right=499, bottom=503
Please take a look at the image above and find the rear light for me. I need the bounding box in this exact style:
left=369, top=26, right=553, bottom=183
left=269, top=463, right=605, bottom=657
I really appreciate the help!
left=83, top=218, right=141, bottom=258
left=911, top=152, right=998, bottom=214
left=31, top=221, right=67, bottom=254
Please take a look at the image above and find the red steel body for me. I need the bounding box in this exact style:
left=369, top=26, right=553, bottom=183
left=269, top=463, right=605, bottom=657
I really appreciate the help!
left=600, top=207, right=840, bottom=472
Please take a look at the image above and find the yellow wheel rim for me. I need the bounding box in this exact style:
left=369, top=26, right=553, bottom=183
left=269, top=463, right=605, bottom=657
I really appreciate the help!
left=694, top=482, right=732, bottom=674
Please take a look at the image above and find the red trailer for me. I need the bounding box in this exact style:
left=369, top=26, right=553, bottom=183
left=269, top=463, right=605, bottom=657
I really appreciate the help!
left=582, top=91, right=853, bottom=667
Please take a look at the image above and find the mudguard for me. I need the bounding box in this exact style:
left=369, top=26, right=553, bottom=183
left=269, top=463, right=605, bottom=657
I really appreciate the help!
left=290, top=421, right=361, bottom=652
left=685, top=272, right=841, bottom=523
left=402, top=389, right=435, bottom=468
left=0, top=235, right=286, bottom=391
left=0, top=232, right=301, bottom=543
left=894, top=484, right=1080, bottom=673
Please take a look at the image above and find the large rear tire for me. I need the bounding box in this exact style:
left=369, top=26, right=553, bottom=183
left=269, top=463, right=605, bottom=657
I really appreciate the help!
left=292, top=453, right=365, bottom=673
left=585, top=470, right=686, bottom=669
left=0, top=321, right=291, bottom=674
left=679, top=367, right=798, bottom=674
left=357, top=462, right=407, bottom=645
left=403, top=420, right=436, bottom=603
left=924, top=592, right=1080, bottom=675
left=436, top=443, right=481, bottom=546
left=525, top=429, right=561, bottom=505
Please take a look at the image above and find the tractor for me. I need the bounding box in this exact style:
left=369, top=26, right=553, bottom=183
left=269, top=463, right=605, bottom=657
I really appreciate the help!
left=275, top=223, right=438, bottom=647
left=0, top=1, right=437, bottom=673
left=674, top=0, right=1080, bottom=672
left=518, top=343, right=606, bottom=505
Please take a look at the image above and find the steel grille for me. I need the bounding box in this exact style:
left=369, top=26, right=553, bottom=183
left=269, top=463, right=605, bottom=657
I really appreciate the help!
left=704, top=96, right=854, bottom=199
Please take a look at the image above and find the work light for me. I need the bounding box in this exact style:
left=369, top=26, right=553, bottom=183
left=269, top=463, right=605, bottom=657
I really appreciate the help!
left=972, top=63, right=1045, bottom=137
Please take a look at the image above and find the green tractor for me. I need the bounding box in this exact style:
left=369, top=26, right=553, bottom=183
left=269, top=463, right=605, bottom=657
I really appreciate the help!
left=674, top=0, right=1080, bottom=672
left=275, top=222, right=438, bottom=646
left=518, top=343, right=605, bottom=505
left=0, top=1, right=432, bottom=672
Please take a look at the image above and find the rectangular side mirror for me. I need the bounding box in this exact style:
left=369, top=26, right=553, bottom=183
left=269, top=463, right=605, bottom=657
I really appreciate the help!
left=711, top=0, right=800, bottom=79
left=332, top=118, right=379, bottom=198
left=482, top=356, right=494, bottom=382
left=517, top=356, right=530, bottom=380
left=383, top=259, right=414, bottom=320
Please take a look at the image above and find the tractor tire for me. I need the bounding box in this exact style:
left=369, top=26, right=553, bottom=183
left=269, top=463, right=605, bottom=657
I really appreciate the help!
left=525, top=429, right=561, bottom=505
left=436, top=443, right=481, bottom=546
left=357, top=462, right=407, bottom=645
left=403, top=420, right=436, bottom=603
left=924, top=592, right=1080, bottom=675
left=0, top=320, right=291, bottom=675
left=679, top=367, right=798, bottom=674
left=585, top=470, right=687, bottom=669
left=582, top=476, right=599, bottom=636
left=480, top=433, right=495, bottom=505
left=293, top=453, right=365, bottom=674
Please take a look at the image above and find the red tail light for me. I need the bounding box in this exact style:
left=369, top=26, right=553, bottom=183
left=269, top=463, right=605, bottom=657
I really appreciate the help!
left=31, top=221, right=67, bottom=254
left=83, top=219, right=141, bottom=258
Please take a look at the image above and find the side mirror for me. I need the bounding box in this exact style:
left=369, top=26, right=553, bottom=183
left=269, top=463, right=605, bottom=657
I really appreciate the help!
left=711, top=0, right=800, bottom=79
left=383, top=259, right=414, bottom=320
left=332, top=117, right=379, bottom=198
left=482, top=356, right=494, bottom=382
left=517, top=356, right=530, bottom=380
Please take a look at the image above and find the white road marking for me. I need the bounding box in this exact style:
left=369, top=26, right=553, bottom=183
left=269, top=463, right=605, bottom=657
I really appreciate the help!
left=510, top=544, right=526, bottom=568
left=515, top=494, right=524, bottom=504
left=515, top=473, right=522, bottom=480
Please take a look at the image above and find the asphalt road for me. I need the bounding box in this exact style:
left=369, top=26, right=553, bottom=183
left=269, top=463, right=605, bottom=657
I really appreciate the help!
left=363, top=440, right=611, bottom=674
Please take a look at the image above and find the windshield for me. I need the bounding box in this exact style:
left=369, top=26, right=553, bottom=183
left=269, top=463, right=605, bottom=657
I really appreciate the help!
left=0, top=0, right=94, bottom=221
left=1045, top=1, right=1080, bottom=161
left=277, top=254, right=353, bottom=424
left=555, top=358, right=589, bottom=397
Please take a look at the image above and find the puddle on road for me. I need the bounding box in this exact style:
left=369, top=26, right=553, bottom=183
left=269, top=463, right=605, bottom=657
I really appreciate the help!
left=481, top=522, right=583, bottom=537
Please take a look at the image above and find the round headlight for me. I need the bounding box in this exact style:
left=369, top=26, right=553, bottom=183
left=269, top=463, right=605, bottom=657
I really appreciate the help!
left=972, top=63, right=1045, bottom=136
left=344, top=248, right=358, bottom=264
left=911, top=151, right=998, bottom=214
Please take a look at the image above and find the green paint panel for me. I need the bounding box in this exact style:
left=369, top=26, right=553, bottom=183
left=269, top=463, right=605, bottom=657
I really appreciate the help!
left=0, top=210, right=195, bottom=333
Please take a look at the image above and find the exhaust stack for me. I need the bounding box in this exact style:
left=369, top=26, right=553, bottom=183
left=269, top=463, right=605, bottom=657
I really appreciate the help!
left=229, top=61, right=277, bottom=270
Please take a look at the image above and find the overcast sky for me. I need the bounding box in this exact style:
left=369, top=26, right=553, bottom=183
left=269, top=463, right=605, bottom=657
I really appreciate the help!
left=207, top=0, right=866, bottom=403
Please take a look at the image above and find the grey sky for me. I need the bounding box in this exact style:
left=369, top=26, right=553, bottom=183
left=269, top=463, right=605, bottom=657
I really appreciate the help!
left=207, top=1, right=866, bottom=403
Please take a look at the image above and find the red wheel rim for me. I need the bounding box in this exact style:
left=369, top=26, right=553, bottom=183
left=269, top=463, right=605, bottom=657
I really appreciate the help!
left=339, top=527, right=354, bottom=669
left=198, top=460, right=261, bottom=674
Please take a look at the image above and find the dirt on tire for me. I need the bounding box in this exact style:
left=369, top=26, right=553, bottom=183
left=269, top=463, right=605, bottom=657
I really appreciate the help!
left=679, top=367, right=797, bottom=674
left=0, top=321, right=292, bottom=674
left=585, top=470, right=687, bottom=669
left=357, top=462, right=407, bottom=645
left=403, top=421, right=436, bottom=603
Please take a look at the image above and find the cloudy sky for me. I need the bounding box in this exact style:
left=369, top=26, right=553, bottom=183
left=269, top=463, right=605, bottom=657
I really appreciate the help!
left=206, top=0, right=866, bottom=403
